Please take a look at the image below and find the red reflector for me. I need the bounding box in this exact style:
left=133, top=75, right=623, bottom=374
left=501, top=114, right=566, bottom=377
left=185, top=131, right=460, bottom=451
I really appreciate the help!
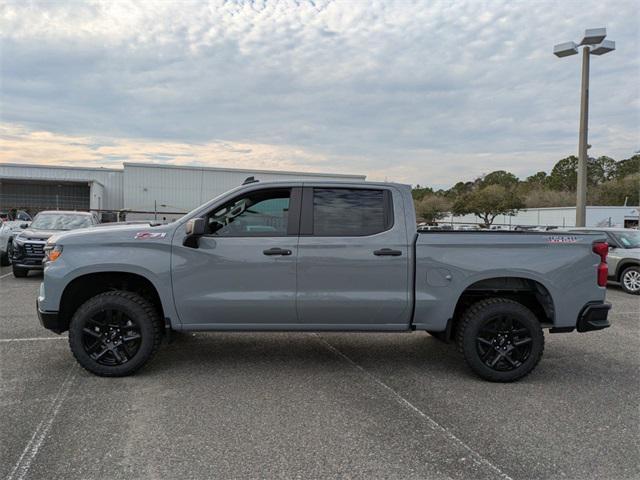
left=592, top=242, right=608, bottom=287
left=592, top=242, right=608, bottom=259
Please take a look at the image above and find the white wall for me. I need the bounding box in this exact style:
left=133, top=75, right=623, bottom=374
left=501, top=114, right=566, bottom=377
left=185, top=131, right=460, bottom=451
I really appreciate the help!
left=123, top=162, right=366, bottom=220
left=442, top=206, right=640, bottom=228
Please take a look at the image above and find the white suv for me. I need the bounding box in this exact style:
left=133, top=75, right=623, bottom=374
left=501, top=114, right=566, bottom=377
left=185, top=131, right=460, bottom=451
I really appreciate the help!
left=0, top=210, right=32, bottom=266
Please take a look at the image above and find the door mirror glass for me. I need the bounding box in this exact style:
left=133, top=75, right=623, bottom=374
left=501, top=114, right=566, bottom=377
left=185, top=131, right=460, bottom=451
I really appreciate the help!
left=185, top=218, right=205, bottom=236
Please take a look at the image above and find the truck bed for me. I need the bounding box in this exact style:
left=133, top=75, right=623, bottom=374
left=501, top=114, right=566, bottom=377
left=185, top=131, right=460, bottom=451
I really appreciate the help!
left=412, top=231, right=607, bottom=331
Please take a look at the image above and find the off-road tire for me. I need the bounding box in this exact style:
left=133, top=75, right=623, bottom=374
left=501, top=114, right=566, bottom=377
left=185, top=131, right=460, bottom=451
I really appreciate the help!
left=68, top=290, right=162, bottom=377
left=456, top=298, right=544, bottom=382
left=12, top=265, right=28, bottom=277
left=620, top=266, right=640, bottom=295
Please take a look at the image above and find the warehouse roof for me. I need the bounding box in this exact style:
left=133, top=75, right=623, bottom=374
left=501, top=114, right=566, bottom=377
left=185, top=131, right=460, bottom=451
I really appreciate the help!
left=123, top=162, right=365, bottom=179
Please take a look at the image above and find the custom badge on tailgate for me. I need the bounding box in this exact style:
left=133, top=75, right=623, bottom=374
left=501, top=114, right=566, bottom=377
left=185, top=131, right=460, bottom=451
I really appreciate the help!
left=546, top=235, right=578, bottom=243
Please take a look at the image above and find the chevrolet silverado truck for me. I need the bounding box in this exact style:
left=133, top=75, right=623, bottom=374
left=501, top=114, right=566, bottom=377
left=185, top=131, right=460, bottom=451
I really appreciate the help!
left=37, top=180, right=611, bottom=381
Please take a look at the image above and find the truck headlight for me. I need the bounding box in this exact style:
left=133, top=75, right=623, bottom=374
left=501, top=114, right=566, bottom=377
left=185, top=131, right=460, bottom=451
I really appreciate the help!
left=44, top=244, right=63, bottom=262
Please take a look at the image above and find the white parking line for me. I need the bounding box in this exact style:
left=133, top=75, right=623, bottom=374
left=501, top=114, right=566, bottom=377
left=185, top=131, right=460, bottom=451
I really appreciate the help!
left=316, top=334, right=514, bottom=480
left=0, top=337, right=66, bottom=343
left=7, top=368, right=75, bottom=480
left=1, top=271, right=13, bottom=279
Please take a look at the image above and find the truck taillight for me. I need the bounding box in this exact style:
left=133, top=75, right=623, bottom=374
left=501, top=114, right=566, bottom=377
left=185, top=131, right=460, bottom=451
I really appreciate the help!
left=592, top=242, right=608, bottom=287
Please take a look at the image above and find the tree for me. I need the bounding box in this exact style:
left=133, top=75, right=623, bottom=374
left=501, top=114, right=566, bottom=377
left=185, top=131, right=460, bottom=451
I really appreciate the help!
left=452, top=184, right=525, bottom=226
left=547, top=155, right=614, bottom=191
left=613, top=155, right=640, bottom=180
left=547, top=156, right=579, bottom=191
left=480, top=170, right=519, bottom=189
left=592, top=156, right=617, bottom=183
left=415, top=194, right=452, bottom=224
left=411, top=185, right=433, bottom=201
left=524, top=189, right=575, bottom=208
left=526, top=171, right=548, bottom=188
left=445, top=181, right=474, bottom=199
left=590, top=173, right=640, bottom=206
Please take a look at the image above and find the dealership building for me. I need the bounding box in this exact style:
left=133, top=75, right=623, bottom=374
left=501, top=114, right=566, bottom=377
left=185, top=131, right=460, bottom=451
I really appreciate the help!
left=0, top=162, right=366, bottom=221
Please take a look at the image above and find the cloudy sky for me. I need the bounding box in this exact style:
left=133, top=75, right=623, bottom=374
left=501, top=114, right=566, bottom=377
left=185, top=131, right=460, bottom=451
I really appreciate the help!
left=1, top=0, right=638, bottom=188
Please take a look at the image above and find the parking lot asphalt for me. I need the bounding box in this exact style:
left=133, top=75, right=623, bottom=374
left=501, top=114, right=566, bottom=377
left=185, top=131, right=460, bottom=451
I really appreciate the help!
left=1, top=265, right=639, bottom=480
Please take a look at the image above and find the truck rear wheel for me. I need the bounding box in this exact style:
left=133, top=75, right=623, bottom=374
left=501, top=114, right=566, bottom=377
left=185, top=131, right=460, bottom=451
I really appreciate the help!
left=456, top=298, right=544, bottom=382
left=68, top=291, right=162, bottom=377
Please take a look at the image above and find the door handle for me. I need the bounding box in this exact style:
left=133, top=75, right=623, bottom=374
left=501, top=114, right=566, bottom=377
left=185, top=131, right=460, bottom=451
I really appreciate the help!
left=373, top=248, right=402, bottom=256
left=263, top=247, right=292, bottom=256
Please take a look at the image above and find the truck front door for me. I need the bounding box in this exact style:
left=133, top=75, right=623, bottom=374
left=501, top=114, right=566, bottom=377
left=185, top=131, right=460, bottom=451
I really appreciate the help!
left=172, top=187, right=301, bottom=328
left=296, top=186, right=411, bottom=329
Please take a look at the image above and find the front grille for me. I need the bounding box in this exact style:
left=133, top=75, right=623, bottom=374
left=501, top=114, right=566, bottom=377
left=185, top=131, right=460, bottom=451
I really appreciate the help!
left=24, top=242, right=45, bottom=258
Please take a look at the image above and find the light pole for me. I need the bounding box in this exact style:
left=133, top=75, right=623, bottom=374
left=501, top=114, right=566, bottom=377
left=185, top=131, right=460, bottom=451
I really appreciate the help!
left=554, top=28, right=615, bottom=227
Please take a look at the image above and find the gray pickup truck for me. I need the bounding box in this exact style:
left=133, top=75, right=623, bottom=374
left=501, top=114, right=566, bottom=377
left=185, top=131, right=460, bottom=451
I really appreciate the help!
left=37, top=180, right=611, bottom=382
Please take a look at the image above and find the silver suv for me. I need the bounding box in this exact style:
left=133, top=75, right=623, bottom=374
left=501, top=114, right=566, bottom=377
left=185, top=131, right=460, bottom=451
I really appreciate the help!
left=569, top=227, right=640, bottom=295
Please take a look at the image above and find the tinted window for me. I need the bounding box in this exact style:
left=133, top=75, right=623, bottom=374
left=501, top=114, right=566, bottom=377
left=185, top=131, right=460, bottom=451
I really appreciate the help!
left=313, top=188, right=389, bottom=236
left=207, top=189, right=291, bottom=237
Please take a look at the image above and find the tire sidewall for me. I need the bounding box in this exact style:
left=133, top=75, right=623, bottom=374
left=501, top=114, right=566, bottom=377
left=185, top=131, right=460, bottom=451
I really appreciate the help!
left=12, top=265, right=27, bottom=277
left=69, top=293, right=158, bottom=376
left=462, top=301, right=544, bottom=382
left=621, top=267, right=640, bottom=295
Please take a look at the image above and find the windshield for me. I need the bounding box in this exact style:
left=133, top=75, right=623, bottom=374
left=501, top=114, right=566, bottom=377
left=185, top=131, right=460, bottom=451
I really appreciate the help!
left=31, top=213, right=92, bottom=231
left=612, top=230, right=640, bottom=249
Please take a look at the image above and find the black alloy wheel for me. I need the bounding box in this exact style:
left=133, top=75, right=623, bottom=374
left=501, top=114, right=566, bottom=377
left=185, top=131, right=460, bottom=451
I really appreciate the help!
left=81, top=309, right=142, bottom=366
left=68, top=291, right=162, bottom=376
left=457, top=298, right=544, bottom=382
left=475, top=315, right=533, bottom=371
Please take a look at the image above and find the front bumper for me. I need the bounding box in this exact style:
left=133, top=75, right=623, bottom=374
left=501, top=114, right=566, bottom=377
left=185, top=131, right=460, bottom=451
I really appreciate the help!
left=13, top=261, right=44, bottom=270
left=576, top=302, right=611, bottom=332
left=36, top=299, right=65, bottom=334
left=12, top=240, right=46, bottom=270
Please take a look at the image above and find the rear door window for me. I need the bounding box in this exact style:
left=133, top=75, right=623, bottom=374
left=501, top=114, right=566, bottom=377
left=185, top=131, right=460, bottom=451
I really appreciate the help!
left=311, top=188, right=392, bottom=236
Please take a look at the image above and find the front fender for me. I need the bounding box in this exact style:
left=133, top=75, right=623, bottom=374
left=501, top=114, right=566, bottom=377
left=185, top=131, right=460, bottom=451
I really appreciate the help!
left=40, top=252, right=180, bottom=329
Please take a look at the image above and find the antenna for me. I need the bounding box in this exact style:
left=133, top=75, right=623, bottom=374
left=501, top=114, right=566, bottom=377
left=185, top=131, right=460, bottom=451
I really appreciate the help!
left=242, top=176, right=259, bottom=185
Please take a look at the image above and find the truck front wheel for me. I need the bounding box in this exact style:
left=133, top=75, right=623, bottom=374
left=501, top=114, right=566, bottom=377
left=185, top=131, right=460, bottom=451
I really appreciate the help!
left=456, top=298, right=544, bottom=382
left=68, top=291, right=162, bottom=376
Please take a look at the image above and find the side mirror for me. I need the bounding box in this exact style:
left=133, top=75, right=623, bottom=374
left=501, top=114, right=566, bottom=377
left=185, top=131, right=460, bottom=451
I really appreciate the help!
left=185, top=218, right=205, bottom=236
left=20, top=223, right=28, bottom=229
left=184, top=218, right=205, bottom=248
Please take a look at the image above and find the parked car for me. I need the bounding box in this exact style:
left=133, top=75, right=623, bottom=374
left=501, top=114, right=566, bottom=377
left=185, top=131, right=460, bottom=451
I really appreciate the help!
left=11, top=210, right=98, bottom=277
left=37, top=180, right=611, bottom=381
left=0, top=210, right=32, bottom=266
left=567, top=227, right=640, bottom=295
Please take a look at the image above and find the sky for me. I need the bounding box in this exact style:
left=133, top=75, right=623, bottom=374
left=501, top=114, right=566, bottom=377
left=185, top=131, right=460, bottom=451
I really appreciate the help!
left=1, top=0, right=638, bottom=189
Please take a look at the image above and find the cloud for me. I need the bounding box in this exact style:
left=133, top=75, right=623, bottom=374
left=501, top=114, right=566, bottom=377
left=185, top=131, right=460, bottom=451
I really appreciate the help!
left=1, top=0, right=638, bottom=188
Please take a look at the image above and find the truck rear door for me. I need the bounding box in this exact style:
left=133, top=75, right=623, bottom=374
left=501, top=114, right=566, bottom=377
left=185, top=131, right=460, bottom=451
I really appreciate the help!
left=296, top=186, right=411, bottom=329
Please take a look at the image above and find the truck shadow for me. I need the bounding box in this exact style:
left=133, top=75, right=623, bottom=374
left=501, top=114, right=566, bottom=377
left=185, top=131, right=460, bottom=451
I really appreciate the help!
left=141, top=330, right=633, bottom=386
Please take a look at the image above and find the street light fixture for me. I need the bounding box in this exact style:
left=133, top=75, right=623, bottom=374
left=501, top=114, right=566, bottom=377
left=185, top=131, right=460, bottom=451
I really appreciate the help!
left=554, top=28, right=615, bottom=227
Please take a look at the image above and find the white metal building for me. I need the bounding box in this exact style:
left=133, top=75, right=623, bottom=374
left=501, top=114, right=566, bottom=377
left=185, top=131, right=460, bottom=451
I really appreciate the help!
left=0, top=162, right=366, bottom=220
left=444, top=206, right=640, bottom=229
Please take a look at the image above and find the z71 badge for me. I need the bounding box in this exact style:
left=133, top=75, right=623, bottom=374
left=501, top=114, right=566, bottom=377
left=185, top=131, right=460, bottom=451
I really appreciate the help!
left=134, top=232, right=167, bottom=240
left=546, top=235, right=578, bottom=243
